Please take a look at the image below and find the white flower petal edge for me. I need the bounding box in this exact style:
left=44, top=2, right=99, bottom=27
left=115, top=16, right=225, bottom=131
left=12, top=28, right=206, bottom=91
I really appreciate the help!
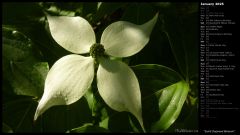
left=47, top=15, right=96, bottom=54
left=100, top=13, right=158, bottom=57
left=97, top=58, right=145, bottom=131
left=34, top=55, right=94, bottom=120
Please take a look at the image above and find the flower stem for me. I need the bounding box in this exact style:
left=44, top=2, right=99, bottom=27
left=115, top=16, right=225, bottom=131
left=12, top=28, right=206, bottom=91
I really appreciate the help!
left=91, top=62, right=103, bottom=126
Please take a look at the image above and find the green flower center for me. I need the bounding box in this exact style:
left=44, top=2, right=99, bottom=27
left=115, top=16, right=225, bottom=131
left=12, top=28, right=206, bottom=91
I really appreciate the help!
left=90, top=43, right=105, bottom=59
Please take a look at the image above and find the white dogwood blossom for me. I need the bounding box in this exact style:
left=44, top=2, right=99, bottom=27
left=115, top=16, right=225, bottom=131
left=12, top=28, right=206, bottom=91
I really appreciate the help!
left=34, top=14, right=158, bottom=131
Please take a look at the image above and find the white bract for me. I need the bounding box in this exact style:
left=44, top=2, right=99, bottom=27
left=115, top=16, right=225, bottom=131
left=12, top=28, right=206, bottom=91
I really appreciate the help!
left=34, top=14, right=158, bottom=131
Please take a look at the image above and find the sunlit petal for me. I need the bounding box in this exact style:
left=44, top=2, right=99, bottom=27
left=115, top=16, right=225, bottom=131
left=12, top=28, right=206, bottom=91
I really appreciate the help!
left=100, top=13, right=158, bottom=57
left=47, top=15, right=96, bottom=54
left=34, top=55, right=94, bottom=120
left=97, top=58, right=144, bottom=130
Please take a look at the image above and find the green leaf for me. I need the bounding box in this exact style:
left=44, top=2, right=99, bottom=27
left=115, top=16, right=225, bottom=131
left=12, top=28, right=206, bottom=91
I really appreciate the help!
left=161, top=4, right=198, bottom=80
left=3, top=27, right=49, bottom=97
left=68, top=123, right=109, bottom=133
left=132, top=64, right=183, bottom=97
left=132, top=64, right=185, bottom=132
left=151, top=81, right=189, bottom=132
left=2, top=27, right=33, bottom=61
left=9, top=61, right=49, bottom=97
left=39, top=2, right=77, bottom=16
left=84, top=87, right=95, bottom=112
left=2, top=123, right=13, bottom=133
left=165, top=102, right=198, bottom=132
left=132, top=64, right=189, bottom=132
